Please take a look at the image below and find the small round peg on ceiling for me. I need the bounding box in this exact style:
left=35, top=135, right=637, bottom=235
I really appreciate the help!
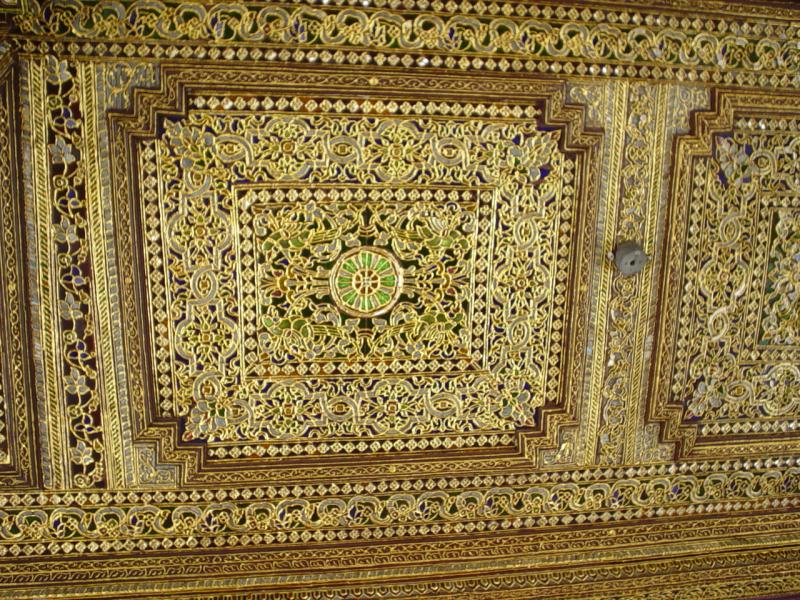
left=613, top=241, right=649, bottom=276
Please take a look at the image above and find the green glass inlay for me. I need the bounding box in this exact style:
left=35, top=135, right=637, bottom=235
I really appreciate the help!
left=330, top=247, right=402, bottom=316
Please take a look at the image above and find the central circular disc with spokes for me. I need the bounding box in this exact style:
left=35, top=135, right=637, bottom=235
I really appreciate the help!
left=330, top=246, right=403, bottom=317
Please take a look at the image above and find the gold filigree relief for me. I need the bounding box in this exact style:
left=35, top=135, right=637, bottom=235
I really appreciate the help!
left=31, top=57, right=106, bottom=488
left=654, top=92, right=800, bottom=455
left=593, top=83, right=711, bottom=465
left=560, top=81, right=709, bottom=467
left=105, top=67, right=598, bottom=479
left=0, top=460, right=797, bottom=556
left=145, top=101, right=574, bottom=444
left=133, top=445, right=178, bottom=488
left=4, top=0, right=800, bottom=597
left=243, top=187, right=476, bottom=372
left=0, top=56, right=37, bottom=487
left=10, top=1, right=800, bottom=90
left=761, top=208, right=800, bottom=346
left=4, top=514, right=800, bottom=598
left=680, top=123, right=800, bottom=420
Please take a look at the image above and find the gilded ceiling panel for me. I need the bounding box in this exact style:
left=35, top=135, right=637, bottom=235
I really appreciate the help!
left=1, top=1, right=800, bottom=598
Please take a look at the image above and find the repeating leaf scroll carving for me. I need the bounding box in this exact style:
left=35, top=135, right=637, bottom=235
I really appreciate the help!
left=11, top=2, right=800, bottom=89
left=655, top=98, right=800, bottom=453
left=43, top=58, right=105, bottom=487
left=138, top=97, right=582, bottom=446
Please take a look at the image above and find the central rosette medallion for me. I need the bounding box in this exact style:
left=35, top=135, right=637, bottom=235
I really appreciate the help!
left=244, top=186, right=480, bottom=376
left=134, top=89, right=590, bottom=449
left=330, top=246, right=403, bottom=317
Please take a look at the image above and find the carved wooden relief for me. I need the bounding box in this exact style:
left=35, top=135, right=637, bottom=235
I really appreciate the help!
left=1, top=1, right=800, bottom=598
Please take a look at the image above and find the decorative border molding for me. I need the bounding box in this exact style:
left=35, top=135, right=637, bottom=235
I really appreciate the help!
left=7, top=1, right=800, bottom=89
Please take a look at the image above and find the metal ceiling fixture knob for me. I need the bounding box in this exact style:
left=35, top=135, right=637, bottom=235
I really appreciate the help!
left=613, top=241, right=649, bottom=276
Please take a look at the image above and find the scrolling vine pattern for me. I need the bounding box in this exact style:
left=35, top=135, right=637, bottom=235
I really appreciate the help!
left=0, top=466, right=798, bottom=554
left=44, top=57, right=105, bottom=487
left=11, top=2, right=800, bottom=90
left=762, top=209, right=800, bottom=345
left=246, top=186, right=478, bottom=372
left=678, top=124, right=800, bottom=422
left=144, top=100, right=574, bottom=444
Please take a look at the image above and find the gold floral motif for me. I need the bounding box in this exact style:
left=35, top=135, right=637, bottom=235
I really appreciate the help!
left=10, top=1, right=800, bottom=90
left=138, top=95, right=582, bottom=444
left=7, top=0, right=800, bottom=596
left=654, top=93, right=800, bottom=457
left=38, top=57, right=105, bottom=488
left=329, top=246, right=403, bottom=317
left=102, top=62, right=157, bottom=109
left=247, top=187, right=476, bottom=370
left=762, top=209, right=800, bottom=345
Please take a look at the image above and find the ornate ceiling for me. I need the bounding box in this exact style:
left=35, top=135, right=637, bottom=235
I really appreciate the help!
left=0, top=0, right=799, bottom=597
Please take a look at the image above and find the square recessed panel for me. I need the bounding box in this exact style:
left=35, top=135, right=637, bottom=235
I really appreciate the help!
left=108, top=68, right=598, bottom=471
left=240, top=185, right=488, bottom=377
left=135, top=95, right=581, bottom=449
left=654, top=110, right=800, bottom=449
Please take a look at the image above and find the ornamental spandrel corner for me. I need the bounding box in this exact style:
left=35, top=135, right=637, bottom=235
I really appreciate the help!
left=0, top=0, right=800, bottom=597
